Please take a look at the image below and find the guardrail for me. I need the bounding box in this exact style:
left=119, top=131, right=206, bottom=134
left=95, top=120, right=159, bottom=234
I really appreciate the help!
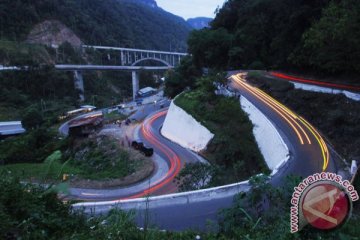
left=72, top=180, right=251, bottom=214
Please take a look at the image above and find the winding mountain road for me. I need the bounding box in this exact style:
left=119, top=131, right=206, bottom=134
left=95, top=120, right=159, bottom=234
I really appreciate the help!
left=66, top=105, right=203, bottom=201
left=72, top=72, right=341, bottom=230
left=229, top=73, right=338, bottom=182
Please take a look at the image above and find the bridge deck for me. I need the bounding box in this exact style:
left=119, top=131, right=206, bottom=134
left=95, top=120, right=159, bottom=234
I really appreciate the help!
left=55, top=65, right=172, bottom=71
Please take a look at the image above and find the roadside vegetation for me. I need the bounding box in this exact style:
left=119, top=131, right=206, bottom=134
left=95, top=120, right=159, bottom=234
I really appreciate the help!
left=172, top=73, right=268, bottom=187
left=2, top=172, right=359, bottom=239
left=65, top=135, right=153, bottom=181
left=0, top=151, right=81, bottom=181
left=0, top=133, right=153, bottom=187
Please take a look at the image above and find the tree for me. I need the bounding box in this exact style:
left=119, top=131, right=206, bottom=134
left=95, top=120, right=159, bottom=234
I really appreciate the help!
left=164, top=56, right=201, bottom=98
left=188, top=28, right=232, bottom=69
left=174, top=162, right=216, bottom=191
left=292, top=0, right=360, bottom=74
left=22, top=106, right=44, bottom=130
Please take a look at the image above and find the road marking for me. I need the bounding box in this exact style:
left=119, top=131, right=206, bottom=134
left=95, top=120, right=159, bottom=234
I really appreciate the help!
left=81, top=192, right=102, bottom=196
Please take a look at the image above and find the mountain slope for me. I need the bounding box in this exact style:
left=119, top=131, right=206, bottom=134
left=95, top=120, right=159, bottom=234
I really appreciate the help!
left=187, top=17, right=212, bottom=30
left=0, top=0, right=191, bottom=51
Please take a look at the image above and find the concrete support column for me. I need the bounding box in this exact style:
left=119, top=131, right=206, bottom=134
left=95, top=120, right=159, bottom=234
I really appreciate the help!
left=132, top=71, right=139, bottom=100
left=74, top=70, right=85, bottom=102
left=120, top=51, right=124, bottom=65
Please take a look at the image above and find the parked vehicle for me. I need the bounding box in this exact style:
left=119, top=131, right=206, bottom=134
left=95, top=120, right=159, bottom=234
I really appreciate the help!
left=131, top=141, right=144, bottom=150
left=136, top=87, right=157, bottom=98
left=142, top=146, right=154, bottom=157
left=131, top=141, right=153, bottom=157
left=136, top=99, right=143, bottom=106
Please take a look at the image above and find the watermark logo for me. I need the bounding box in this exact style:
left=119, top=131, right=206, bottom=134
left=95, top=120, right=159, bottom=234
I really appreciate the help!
left=290, top=172, right=358, bottom=233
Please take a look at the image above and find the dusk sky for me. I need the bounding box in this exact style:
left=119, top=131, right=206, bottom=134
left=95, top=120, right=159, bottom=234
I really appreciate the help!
left=156, top=0, right=226, bottom=19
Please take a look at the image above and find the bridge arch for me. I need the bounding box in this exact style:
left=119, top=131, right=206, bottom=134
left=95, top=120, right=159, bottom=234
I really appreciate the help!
left=131, top=57, right=172, bottom=67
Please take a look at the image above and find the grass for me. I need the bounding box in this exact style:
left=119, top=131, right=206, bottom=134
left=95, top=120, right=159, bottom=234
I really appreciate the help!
left=0, top=153, right=82, bottom=181
left=175, top=90, right=268, bottom=185
left=103, top=110, right=126, bottom=123
left=67, top=135, right=150, bottom=181
left=0, top=134, right=150, bottom=183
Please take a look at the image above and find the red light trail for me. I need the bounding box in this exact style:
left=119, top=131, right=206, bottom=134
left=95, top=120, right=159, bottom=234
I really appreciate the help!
left=270, top=72, right=360, bottom=91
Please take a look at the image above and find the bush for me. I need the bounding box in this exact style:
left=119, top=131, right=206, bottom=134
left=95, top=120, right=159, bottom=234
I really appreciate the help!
left=22, top=106, right=44, bottom=130
left=0, top=174, right=88, bottom=239
left=67, top=135, right=145, bottom=180
left=248, top=61, right=265, bottom=70
left=0, top=128, right=59, bottom=164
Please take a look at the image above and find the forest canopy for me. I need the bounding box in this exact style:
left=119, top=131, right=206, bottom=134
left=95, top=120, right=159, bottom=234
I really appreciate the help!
left=188, top=0, right=360, bottom=76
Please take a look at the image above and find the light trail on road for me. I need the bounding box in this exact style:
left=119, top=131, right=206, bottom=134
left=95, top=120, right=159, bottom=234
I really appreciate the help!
left=122, top=110, right=182, bottom=199
left=270, top=72, right=360, bottom=91
left=232, top=73, right=329, bottom=171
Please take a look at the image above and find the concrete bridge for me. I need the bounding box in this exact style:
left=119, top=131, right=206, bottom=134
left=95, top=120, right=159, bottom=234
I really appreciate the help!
left=82, top=45, right=187, bottom=67
left=1, top=46, right=188, bottom=101
left=58, top=45, right=188, bottom=101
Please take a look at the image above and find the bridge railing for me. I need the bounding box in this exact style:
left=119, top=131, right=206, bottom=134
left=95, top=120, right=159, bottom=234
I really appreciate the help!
left=82, top=45, right=188, bottom=67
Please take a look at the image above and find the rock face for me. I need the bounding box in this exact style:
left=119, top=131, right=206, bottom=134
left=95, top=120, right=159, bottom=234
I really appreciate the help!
left=26, top=20, right=82, bottom=48
left=187, top=17, right=212, bottom=29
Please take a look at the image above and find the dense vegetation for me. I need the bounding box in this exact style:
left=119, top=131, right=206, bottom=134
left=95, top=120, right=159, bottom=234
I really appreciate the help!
left=0, top=53, right=161, bottom=122
left=0, top=0, right=191, bottom=51
left=174, top=74, right=268, bottom=186
left=0, top=120, right=153, bottom=185
left=164, top=56, right=202, bottom=98
left=0, top=0, right=188, bottom=121
left=188, top=0, right=360, bottom=77
left=0, top=128, right=63, bottom=165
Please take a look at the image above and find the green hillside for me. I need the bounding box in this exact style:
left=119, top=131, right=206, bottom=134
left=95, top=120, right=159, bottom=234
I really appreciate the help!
left=0, top=0, right=192, bottom=120
left=0, top=0, right=191, bottom=51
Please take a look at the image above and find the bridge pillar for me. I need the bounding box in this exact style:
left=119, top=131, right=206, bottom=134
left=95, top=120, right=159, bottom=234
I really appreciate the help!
left=74, top=70, right=85, bottom=102
left=132, top=71, right=139, bottom=100
left=120, top=51, right=125, bottom=65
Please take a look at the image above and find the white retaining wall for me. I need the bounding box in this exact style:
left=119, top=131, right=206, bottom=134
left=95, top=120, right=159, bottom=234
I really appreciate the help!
left=161, top=101, right=214, bottom=152
left=240, top=96, right=290, bottom=174
left=293, top=82, right=360, bottom=102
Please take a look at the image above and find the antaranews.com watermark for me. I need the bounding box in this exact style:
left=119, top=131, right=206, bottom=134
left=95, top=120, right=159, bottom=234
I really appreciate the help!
left=290, top=172, right=359, bottom=233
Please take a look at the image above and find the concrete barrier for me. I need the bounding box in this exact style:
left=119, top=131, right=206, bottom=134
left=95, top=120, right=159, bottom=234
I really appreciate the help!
left=240, top=96, right=290, bottom=174
left=161, top=100, right=214, bottom=152
left=73, top=180, right=250, bottom=214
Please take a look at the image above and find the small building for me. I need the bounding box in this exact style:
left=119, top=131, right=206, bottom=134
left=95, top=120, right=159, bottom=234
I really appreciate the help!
left=68, top=115, right=103, bottom=137
left=0, top=121, right=26, bottom=139
left=59, top=105, right=97, bottom=121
